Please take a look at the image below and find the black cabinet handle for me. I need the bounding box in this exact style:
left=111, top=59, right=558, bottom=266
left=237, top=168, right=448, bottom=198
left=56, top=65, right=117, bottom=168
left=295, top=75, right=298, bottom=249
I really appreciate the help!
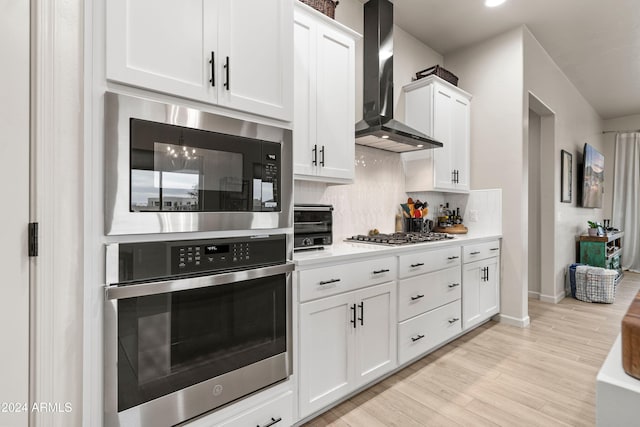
left=411, top=294, right=425, bottom=301
left=448, top=283, right=460, bottom=288
left=320, top=145, right=325, bottom=167
left=456, top=170, right=459, bottom=183
left=224, top=56, right=230, bottom=90
left=350, top=304, right=356, bottom=328
left=470, top=251, right=481, bottom=255
left=410, top=262, right=425, bottom=268
left=447, top=256, right=460, bottom=260
left=490, top=248, right=500, bottom=251
left=448, top=317, right=460, bottom=324
left=411, top=334, right=425, bottom=342
left=486, top=267, right=489, bottom=282
left=312, top=144, right=318, bottom=166
left=258, top=417, right=282, bottom=427
left=358, top=301, right=364, bottom=326
left=373, top=269, right=390, bottom=274
left=209, top=51, right=215, bottom=86
left=319, top=278, right=341, bottom=286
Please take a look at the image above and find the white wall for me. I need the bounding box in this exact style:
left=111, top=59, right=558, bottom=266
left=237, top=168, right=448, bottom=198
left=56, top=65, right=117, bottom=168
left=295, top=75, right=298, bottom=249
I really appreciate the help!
left=0, top=2, right=30, bottom=426
left=522, top=27, right=607, bottom=301
left=528, top=110, right=542, bottom=296
left=444, top=28, right=527, bottom=326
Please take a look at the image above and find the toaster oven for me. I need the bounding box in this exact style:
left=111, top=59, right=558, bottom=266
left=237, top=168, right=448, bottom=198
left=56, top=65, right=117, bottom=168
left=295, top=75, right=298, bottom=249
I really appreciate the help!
left=294, top=204, right=333, bottom=250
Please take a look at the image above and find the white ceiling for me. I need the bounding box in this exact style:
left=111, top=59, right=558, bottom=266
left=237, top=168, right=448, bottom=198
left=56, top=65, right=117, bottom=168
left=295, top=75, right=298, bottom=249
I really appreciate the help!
left=393, top=0, right=640, bottom=119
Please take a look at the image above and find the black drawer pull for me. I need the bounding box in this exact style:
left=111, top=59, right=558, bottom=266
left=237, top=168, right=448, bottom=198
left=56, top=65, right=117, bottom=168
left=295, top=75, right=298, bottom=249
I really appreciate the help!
left=258, top=417, right=282, bottom=427
left=411, top=334, right=425, bottom=342
left=373, top=269, right=390, bottom=274
left=358, top=301, right=364, bottom=326
left=224, top=56, right=230, bottom=90
left=320, top=145, right=325, bottom=167
left=448, top=283, right=460, bottom=288
left=319, top=278, right=341, bottom=286
left=490, top=248, right=500, bottom=251
left=312, top=144, right=318, bottom=166
left=411, top=294, right=425, bottom=301
left=410, top=262, right=425, bottom=268
left=448, top=317, right=460, bottom=324
left=470, top=251, right=481, bottom=255
left=350, top=304, right=357, bottom=328
left=447, top=256, right=460, bottom=260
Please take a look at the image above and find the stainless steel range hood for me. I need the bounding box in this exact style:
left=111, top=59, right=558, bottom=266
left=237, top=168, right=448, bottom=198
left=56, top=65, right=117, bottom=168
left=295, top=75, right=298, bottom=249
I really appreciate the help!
left=355, top=0, right=443, bottom=153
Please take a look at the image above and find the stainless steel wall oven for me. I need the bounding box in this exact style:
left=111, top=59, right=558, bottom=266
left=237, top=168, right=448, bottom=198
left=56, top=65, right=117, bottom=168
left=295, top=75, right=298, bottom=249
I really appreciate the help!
left=104, top=234, right=293, bottom=426
left=104, top=92, right=292, bottom=235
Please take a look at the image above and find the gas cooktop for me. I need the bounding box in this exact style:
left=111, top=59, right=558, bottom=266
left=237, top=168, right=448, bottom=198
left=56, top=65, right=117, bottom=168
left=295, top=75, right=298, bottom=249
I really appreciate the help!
left=345, top=232, right=454, bottom=246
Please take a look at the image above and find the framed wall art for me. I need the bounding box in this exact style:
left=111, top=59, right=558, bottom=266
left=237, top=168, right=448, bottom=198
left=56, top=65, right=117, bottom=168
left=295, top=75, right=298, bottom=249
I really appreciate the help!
left=561, top=149, right=572, bottom=203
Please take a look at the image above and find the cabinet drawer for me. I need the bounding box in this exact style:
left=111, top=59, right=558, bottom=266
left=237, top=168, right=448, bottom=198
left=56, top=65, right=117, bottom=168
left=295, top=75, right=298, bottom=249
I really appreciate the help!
left=398, top=246, right=461, bottom=279
left=463, top=240, right=500, bottom=263
left=398, top=266, right=461, bottom=322
left=299, top=256, right=396, bottom=302
left=217, top=390, right=293, bottom=427
left=398, top=300, right=461, bottom=365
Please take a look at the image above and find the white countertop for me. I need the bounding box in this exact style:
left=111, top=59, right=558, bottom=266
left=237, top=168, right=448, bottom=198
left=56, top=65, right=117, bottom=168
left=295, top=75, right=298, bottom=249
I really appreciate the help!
left=293, top=233, right=502, bottom=268
left=596, top=334, right=640, bottom=425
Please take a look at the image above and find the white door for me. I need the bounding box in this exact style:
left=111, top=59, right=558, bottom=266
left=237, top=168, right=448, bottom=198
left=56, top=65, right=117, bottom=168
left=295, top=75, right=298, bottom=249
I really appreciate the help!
left=0, top=1, right=30, bottom=425
left=293, top=11, right=318, bottom=177
left=354, top=282, right=396, bottom=387
left=299, top=292, right=355, bottom=418
left=433, top=85, right=454, bottom=190
left=452, top=95, right=470, bottom=191
left=481, top=260, right=500, bottom=318
left=106, top=0, right=215, bottom=103
left=218, top=0, right=293, bottom=121
left=316, top=24, right=355, bottom=181
left=462, top=262, right=482, bottom=331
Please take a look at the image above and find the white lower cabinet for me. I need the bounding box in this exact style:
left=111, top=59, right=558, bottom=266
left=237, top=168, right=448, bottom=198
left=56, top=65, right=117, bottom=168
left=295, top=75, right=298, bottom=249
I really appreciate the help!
left=298, top=281, right=396, bottom=418
left=398, top=300, right=461, bottom=365
left=462, top=250, right=500, bottom=331
left=216, top=391, right=293, bottom=427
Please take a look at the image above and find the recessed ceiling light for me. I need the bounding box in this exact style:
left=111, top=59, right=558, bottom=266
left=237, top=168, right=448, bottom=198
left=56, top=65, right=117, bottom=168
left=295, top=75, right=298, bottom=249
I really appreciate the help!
left=485, top=0, right=506, bottom=7
left=417, top=144, right=424, bottom=148
left=381, top=135, right=390, bottom=139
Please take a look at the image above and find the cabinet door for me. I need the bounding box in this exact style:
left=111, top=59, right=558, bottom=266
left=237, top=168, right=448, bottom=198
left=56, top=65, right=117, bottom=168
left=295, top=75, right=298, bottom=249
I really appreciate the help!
left=481, top=260, right=500, bottom=318
left=106, top=0, right=215, bottom=103
left=316, top=24, right=355, bottom=182
left=218, top=0, right=293, bottom=121
left=299, top=293, right=355, bottom=418
left=451, top=94, right=470, bottom=191
left=462, top=262, right=482, bottom=331
left=293, top=11, right=318, bottom=177
left=354, top=282, right=397, bottom=387
left=432, top=85, right=454, bottom=190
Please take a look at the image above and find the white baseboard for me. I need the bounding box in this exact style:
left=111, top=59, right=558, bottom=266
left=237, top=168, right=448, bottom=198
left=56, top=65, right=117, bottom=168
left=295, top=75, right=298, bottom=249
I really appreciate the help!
left=539, top=291, right=566, bottom=304
left=497, top=313, right=530, bottom=328
left=528, top=290, right=540, bottom=299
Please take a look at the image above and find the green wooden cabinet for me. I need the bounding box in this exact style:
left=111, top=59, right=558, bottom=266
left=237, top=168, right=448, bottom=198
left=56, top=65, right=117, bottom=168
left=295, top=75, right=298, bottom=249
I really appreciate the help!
left=578, top=231, right=624, bottom=282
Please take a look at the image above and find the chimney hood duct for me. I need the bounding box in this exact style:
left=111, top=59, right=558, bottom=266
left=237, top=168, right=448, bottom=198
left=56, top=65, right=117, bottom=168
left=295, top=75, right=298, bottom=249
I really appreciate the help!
left=354, top=0, right=443, bottom=152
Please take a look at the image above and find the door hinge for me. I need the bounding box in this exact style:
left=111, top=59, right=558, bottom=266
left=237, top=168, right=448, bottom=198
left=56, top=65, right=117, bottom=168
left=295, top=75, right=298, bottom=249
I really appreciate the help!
left=28, top=222, right=38, bottom=257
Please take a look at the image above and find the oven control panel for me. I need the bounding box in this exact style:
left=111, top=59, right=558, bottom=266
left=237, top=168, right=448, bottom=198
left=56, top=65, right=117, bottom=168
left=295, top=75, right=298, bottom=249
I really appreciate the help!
left=117, top=234, right=286, bottom=283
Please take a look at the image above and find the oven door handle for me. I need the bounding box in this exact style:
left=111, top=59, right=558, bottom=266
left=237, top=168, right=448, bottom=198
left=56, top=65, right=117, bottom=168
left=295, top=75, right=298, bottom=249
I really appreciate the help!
left=105, top=262, right=295, bottom=300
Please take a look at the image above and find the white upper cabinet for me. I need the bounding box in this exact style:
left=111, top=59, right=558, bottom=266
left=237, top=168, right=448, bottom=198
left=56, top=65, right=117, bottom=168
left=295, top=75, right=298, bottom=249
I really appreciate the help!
left=293, top=3, right=360, bottom=183
left=402, top=76, right=471, bottom=193
left=106, top=0, right=293, bottom=121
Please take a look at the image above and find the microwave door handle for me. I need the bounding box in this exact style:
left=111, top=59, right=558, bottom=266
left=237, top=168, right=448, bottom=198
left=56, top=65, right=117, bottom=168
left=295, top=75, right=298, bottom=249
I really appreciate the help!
left=105, top=262, right=295, bottom=300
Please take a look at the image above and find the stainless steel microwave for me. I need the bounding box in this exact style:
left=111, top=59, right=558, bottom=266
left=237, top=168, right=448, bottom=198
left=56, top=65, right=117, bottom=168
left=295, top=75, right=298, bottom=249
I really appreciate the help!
left=104, top=92, right=292, bottom=235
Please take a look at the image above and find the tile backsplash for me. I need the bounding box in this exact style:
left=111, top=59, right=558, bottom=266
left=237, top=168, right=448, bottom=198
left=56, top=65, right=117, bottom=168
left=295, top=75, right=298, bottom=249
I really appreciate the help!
left=294, top=145, right=502, bottom=242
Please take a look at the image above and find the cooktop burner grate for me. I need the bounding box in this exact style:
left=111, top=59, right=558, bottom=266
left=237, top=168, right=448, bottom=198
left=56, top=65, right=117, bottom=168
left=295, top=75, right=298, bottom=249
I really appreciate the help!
left=345, top=232, right=454, bottom=246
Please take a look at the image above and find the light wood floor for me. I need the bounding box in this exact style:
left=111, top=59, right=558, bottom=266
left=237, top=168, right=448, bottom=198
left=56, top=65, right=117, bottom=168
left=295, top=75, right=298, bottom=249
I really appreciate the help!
left=304, top=272, right=640, bottom=427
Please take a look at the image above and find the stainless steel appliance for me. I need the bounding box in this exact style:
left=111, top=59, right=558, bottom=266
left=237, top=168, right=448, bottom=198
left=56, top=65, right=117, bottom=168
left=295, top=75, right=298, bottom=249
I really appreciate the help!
left=345, top=232, right=454, bottom=246
left=104, top=92, right=292, bottom=235
left=104, top=234, right=293, bottom=427
left=294, top=204, right=333, bottom=250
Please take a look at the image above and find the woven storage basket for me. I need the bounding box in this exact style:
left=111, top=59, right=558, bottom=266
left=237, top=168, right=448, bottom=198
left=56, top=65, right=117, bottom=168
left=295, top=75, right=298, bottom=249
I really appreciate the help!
left=299, top=0, right=339, bottom=19
left=415, top=65, right=459, bottom=86
left=575, top=266, right=618, bottom=303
